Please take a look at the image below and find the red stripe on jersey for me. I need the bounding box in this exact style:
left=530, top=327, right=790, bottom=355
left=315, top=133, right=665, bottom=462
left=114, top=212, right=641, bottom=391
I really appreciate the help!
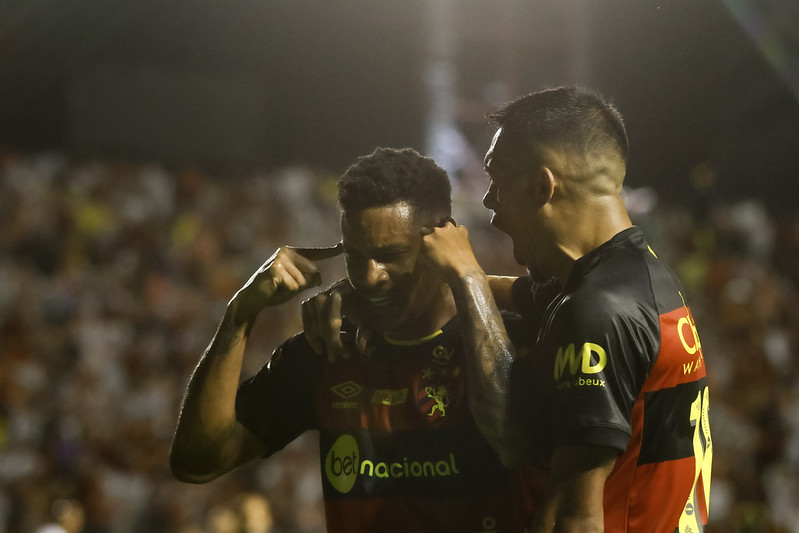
left=644, top=305, right=707, bottom=393
left=604, top=305, right=711, bottom=532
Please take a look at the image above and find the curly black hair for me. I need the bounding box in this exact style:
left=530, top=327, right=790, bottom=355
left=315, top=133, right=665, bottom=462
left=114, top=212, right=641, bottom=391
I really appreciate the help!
left=337, top=147, right=451, bottom=219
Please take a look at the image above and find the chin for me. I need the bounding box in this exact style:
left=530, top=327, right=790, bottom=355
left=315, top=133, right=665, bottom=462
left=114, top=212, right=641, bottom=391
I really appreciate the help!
left=527, top=266, right=550, bottom=283
left=371, top=301, right=406, bottom=329
left=511, top=248, right=541, bottom=279
left=511, top=244, right=528, bottom=267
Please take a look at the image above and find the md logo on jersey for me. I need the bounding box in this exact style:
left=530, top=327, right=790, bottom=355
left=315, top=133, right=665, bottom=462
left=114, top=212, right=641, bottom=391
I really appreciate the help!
left=554, top=342, right=607, bottom=388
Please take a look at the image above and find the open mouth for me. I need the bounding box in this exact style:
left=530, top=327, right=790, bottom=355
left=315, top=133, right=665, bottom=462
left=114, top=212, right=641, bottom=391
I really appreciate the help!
left=490, top=214, right=505, bottom=232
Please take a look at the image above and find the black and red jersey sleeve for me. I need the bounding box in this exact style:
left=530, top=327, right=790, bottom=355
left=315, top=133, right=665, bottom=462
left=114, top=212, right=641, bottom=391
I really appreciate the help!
left=537, top=235, right=663, bottom=453
left=517, top=227, right=712, bottom=531
left=542, top=286, right=659, bottom=452
left=235, top=333, right=324, bottom=456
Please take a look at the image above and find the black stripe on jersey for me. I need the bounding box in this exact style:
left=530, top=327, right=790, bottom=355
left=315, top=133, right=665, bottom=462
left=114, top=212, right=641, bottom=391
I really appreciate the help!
left=639, top=378, right=708, bottom=465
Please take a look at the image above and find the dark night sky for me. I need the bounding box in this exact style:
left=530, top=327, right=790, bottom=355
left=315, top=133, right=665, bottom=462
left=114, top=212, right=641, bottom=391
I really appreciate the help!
left=1, top=0, right=797, bottom=212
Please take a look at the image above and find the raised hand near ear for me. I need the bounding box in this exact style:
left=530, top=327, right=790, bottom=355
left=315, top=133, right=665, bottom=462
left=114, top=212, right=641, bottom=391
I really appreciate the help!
left=229, top=243, right=343, bottom=328
left=302, top=278, right=374, bottom=362
left=302, top=282, right=345, bottom=361
left=420, top=220, right=484, bottom=286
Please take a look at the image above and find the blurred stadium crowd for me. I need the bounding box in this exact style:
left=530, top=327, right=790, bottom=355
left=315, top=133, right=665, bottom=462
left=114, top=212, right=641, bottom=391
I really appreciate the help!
left=0, top=149, right=798, bottom=532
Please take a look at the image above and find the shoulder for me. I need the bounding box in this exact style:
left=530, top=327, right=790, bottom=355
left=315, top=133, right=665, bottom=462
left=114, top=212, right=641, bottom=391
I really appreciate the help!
left=511, top=276, right=562, bottom=320
left=571, top=230, right=688, bottom=321
left=556, top=247, right=659, bottom=339
left=267, top=331, right=324, bottom=374
left=237, top=332, right=324, bottom=405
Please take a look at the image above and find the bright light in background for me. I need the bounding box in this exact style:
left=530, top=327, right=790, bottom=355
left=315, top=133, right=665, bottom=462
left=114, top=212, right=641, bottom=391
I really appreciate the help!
left=722, top=0, right=799, bottom=99
left=423, top=0, right=484, bottom=193
left=622, top=186, right=658, bottom=217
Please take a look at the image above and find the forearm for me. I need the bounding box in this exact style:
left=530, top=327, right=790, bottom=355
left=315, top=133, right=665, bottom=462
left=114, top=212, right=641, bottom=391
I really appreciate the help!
left=451, top=271, right=518, bottom=465
left=170, top=306, right=256, bottom=482
left=171, top=245, right=336, bottom=482
left=419, top=223, right=520, bottom=461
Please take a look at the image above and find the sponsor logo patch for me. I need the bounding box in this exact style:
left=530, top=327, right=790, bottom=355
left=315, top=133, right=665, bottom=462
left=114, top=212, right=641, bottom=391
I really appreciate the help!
left=331, top=381, right=362, bottom=399
left=324, top=433, right=462, bottom=494
left=371, top=388, right=408, bottom=406
left=554, top=342, right=608, bottom=389
left=331, top=381, right=362, bottom=409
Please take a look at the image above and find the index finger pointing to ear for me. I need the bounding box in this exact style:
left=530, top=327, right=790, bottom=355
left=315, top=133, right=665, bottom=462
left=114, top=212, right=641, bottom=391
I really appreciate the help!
left=421, top=218, right=457, bottom=236
left=290, top=242, right=344, bottom=262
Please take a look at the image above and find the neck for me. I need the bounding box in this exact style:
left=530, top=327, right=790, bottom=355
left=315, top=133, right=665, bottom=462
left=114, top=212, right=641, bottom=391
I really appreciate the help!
left=384, top=282, right=456, bottom=341
left=548, top=195, right=632, bottom=284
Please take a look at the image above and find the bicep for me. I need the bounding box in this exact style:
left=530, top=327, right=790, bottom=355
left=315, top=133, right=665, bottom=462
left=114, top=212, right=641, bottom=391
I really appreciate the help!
left=487, top=275, right=518, bottom=311
left=234, top=337, right=322, bottom=453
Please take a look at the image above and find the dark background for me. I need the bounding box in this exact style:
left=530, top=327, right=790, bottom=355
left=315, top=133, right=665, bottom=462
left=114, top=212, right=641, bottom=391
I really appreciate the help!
left=1, top=0, right=797, bottom=211
left=1, top=2, right=798, bottom=531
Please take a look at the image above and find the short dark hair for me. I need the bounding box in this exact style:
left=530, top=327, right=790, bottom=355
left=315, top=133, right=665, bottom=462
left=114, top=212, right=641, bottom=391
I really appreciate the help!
left=337, top=147, right=451, bottom=219
left=488, top=86, right=629, bottom=166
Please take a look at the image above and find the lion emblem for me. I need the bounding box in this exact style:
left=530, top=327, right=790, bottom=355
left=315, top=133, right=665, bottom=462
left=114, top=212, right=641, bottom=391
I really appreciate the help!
left=424, top=385, right=450, bottom=417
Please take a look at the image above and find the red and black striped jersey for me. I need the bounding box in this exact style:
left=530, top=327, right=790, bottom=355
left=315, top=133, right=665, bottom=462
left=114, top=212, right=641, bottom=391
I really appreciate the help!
left=512, top=226, right=712, bottom=532
left=236, top=317, right=535, bottom=533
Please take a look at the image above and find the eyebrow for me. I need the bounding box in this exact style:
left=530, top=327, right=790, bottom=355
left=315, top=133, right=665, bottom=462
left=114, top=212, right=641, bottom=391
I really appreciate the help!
left=344, top=243, right=407, bottom=255
left=484, top=156, right=514, bottom=175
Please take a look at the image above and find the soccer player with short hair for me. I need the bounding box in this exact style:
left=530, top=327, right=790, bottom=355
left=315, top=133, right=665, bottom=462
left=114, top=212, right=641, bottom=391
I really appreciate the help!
left=422, top=87, right=712, bottom=532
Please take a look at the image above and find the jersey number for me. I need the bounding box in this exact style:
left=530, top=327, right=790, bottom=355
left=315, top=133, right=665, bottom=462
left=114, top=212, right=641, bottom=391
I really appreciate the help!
left=678, top=386, right=712, bottom=532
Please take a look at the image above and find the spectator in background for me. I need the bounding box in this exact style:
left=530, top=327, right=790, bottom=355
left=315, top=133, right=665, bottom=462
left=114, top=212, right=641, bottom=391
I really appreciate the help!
left=238, top=492, right=277, bottom=533
left=0, top=153, right=337, bottom=533
left=34, top=499, right=85, bottom=533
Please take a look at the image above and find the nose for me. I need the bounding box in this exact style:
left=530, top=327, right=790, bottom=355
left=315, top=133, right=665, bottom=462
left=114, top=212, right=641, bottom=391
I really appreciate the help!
left=483, top=181, right=498, bottom=211
left=355, top=258, right=388, bottom=292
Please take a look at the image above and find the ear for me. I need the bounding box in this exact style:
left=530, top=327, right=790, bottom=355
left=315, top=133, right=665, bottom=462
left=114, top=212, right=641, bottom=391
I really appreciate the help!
left=531, top=166, right=556, bottom=206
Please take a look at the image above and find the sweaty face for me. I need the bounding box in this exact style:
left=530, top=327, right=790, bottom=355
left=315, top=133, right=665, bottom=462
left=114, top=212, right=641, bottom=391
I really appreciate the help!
left=483, top=128, right=540, bottom=270
left=341, top=202, right=438, bottom=333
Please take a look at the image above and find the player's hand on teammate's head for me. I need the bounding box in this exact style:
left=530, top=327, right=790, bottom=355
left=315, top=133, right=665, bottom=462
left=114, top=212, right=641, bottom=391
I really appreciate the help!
left=420, top=219, right=483, bottom=286
left=230, top=243, right=343, bottom=326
